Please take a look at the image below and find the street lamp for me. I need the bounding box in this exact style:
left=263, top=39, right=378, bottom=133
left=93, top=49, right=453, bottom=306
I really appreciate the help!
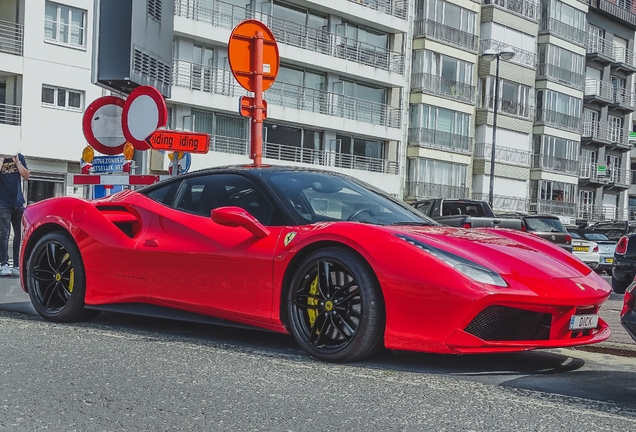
left=482, top=47, right=515, bottom=208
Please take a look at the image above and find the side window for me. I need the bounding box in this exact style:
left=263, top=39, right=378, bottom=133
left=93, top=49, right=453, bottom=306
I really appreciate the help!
left=173, top=174, right=283, bottom=226
left=144, top=182, right=180, bottom=206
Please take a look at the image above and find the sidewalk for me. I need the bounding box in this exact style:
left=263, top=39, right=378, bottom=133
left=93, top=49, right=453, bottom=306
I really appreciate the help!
left=0, top=274, right=634, bottom=355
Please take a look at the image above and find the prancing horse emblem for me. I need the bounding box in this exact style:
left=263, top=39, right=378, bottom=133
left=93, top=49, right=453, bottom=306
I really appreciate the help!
left=551, top=235, right=556, bottom=241
left=284, top=232, right=297, bottom=246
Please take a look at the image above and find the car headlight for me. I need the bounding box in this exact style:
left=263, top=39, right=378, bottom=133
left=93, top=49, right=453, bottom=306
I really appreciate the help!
left=395, top=234, right=508, bottom=287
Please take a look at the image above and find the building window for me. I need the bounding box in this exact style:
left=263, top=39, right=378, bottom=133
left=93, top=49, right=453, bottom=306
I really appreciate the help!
left=41, top=85, right=84, bottom=111
left=44, top=2, right=86, bottom=47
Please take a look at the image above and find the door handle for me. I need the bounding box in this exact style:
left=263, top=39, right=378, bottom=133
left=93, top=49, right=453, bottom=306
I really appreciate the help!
left=144, top=238, right=159, bottom=247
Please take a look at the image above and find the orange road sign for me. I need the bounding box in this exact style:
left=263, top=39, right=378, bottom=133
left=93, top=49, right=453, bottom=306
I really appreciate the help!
left=228, top=20, right=279, bottom=92
left=146, top=130, right=210, bottom=154
left=239, top=96, right=268, bottom=119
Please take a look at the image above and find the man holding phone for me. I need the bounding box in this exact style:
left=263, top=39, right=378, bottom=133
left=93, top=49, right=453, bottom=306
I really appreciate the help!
left=0, top=153, right=30, bottom=277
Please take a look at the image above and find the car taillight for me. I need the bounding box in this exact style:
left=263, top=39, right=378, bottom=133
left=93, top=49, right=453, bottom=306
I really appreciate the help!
left=621, top=279, right=636, bottom=317
left=565, top=234, right=572, bottom=244
left=616, top=236, right=629, bottom=255
left=593, top=245, right=599, bottom=253
left=462, top=222, right=471, bottom=228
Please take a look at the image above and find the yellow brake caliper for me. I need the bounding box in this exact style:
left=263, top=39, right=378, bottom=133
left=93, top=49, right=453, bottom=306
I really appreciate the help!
left=307, top=275, right=319, bottom=327
left=62, top=253, right=74, bottom=293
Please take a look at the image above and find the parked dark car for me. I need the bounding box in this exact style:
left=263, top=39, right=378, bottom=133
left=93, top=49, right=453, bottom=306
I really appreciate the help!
left=612, top=233, right=636, bottom=294
left=620, top=277, right=636, bottom=342
left=500, top=213, right=572, bottom=252
left=412, top=198, right=522, bottom=229
left=587, top=220, right=636, bottom=242
left=567, top=229, right=616, bottom=275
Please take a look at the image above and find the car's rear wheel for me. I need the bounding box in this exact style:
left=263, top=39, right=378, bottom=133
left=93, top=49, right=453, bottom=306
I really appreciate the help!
left=611, top=273, right=631, bottom=294
left=287, top=247, right=384, bottom=362
left=26, top=231, right=100, bottom=322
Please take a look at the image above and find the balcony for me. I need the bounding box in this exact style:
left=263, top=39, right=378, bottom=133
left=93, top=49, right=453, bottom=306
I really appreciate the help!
left=587, top=36, right=616, bottom=63
left=472, top=193, right=528, bottom=212
left=0, top=20, right=23, bottom=56
left=580, top=162, right=609, bottom=185
left=529, top=199, right=577, bottom=217
left=407, top=128, right=472, bottom=154
left=610, top=87, right=636, bottom=112
left=204, top=134, right=399, bottom=174
left=413, top=19, right=478, bottom=52
left=581, top=121, right=612, bottom=146
left=606, top=167, right=631, bottom=187
left=345, top=0, right=407, bottom=20
left=534, top=109, right=581, bottom=133
left=536, top=63, right=584, bottom=90
left=482, top=0, right=539, bottom=21
left=174, top=0, right=405, bottom=74
left=406, top=181, right=469, bottom=199
left=532, top=153, right=579, bottom=176
left=473, top=143, right=531, bottom=167
left=578, top=204, right=626, bottom=222
left=589, top=0, right=636, bottom=29
left=477, top=95, right=534, bottom=120
left=584, top=79, right=614, bottom=104
left=538, top=18, right=586, bottom=46
left=606, top=128, right=631, bottom=150
left=0, top=103, right=21, bottom=126
left=410, top=72, right=475, bottom=103
left=480, top=39, right=536, bottom=69
left=613, top=47, right=636, bottom=73
left=172, top=59, right=402, bottom=128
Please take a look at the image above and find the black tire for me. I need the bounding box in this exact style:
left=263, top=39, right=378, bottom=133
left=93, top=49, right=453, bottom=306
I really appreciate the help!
left=611, top=274, right=631, bottom=294
left=287, top=247, right=384, bottom=362
left=606, top=269, right=613, bottom=277
left=26, top=231, right=100, bottom=322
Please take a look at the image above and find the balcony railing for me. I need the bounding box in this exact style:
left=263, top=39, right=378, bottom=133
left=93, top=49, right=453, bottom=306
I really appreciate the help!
left=584, top=79, right=615, bottom=101
left=590, top=0, right=636, bottom=28
left=482, top=0, right=539, bottom=21
left=532, top=153, right=579, bottom=175
left=174, top=0, right=405, bottom=74
left=0, top=103, right=21, bottom=126
left=536, top=63, right=584, bottom=90
left=414, top=19, right=478, bottom=52
left=480, top=39, right=536, bottom=69
left=587, top=35, right=616, bottom=60
left=0, top=20, right=23, bottom=56
left=410, top=72, right=475, bottom=103
left=529, top=199, right=577, bottom=217
left=345, top=0, right=407, bottom=19
left=406, top=181, right=469, bottom=199
left=582, top=121, right=612, bottom=142
left=477, top=95, right=534, bottom=119
left=539, top=18, right=586, bottom=46
left=472, top=193, right=528, bottom=212
left=607, top=167, right=631, bottom=186
left=614, top=47, right=636, bottom=68
left=172, top=59, right=402, bottom=128
left=580, top=162, right=607, bottom=182
left=204, top=133, right=399, bottom=174
left=578, top=204, right=626, bottom=222
left=535, top=109, right=581, bottom=132
left=407, top=128, right=472, bottom=154
left=473, top=143, right=531, bottom=166
left=613, top=86, right=636, bottom=109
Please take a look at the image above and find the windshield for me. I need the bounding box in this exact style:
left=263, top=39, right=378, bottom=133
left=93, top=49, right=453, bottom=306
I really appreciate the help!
left=264, top=171, right=435, bottom=226
left=583, top=232, right=610, bottom=241
left=525, top=218, right=566, bottom=233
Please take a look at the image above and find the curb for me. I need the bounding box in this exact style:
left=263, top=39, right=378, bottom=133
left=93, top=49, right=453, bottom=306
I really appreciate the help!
left=573, top=341, right=636, bottom=358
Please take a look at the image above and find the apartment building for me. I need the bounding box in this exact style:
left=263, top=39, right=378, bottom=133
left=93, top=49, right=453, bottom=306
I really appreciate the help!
left=2, top=0, right=636, bottom=224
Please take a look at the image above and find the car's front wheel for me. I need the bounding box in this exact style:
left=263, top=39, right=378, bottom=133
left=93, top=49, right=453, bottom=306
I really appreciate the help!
left=287, top=247, right=384, bottom=363
left=26, top=231, right=100, bottom=322
left=611, top=273, right=631, bottom=294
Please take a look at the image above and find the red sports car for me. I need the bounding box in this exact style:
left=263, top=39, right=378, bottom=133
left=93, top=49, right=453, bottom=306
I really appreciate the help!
left=620, top=278, right=636, bottom=342
left=19, top=166, right=611, bottom=362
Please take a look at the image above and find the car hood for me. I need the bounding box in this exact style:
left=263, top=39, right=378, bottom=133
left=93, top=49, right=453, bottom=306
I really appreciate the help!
left=388, top=225, right=589, bottom=279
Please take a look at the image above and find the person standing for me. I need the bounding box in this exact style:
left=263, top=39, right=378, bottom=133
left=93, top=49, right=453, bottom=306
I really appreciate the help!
left=0, top=154, right=29, bottom=277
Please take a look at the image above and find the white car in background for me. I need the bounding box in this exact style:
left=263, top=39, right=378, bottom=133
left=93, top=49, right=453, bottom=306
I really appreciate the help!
left=568, top=230, right=600, bottom=270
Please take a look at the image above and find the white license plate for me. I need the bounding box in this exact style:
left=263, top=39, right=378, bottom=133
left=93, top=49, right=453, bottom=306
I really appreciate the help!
left=569, top=314, right=599, bottom=331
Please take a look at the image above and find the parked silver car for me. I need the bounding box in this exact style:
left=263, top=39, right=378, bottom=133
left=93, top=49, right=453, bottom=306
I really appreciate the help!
left=567, top=229, right=616, bottom=275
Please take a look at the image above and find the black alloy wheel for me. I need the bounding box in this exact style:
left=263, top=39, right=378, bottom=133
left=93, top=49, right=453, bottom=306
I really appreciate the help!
left=611, top=273, right=631, bottom=295
left=27, top=231, right=100, bottom=322
left=287, top=247, right=384, bottom=362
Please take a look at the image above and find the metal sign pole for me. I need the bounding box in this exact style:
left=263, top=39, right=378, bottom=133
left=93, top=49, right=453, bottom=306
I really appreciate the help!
left=251, top=31, right=264, bottom=168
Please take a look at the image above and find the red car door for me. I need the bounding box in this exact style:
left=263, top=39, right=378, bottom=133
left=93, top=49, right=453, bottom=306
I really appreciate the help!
left=133, top=173, right=284, bottom=324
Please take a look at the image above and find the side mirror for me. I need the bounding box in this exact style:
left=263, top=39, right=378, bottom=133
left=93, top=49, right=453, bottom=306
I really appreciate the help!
left=211, top=206, right=270, bottom=238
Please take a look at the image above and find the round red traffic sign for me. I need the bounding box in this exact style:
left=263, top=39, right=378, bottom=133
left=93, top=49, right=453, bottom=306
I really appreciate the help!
left=122, top=85, right=168, bottom=150
left=228, top=19, right=279, bottom=92
left=82, top=96, right=127, bottom=156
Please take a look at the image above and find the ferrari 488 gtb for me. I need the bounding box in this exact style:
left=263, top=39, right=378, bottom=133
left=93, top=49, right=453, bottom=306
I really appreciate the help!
left=19, top=166, right=611, bottom=362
